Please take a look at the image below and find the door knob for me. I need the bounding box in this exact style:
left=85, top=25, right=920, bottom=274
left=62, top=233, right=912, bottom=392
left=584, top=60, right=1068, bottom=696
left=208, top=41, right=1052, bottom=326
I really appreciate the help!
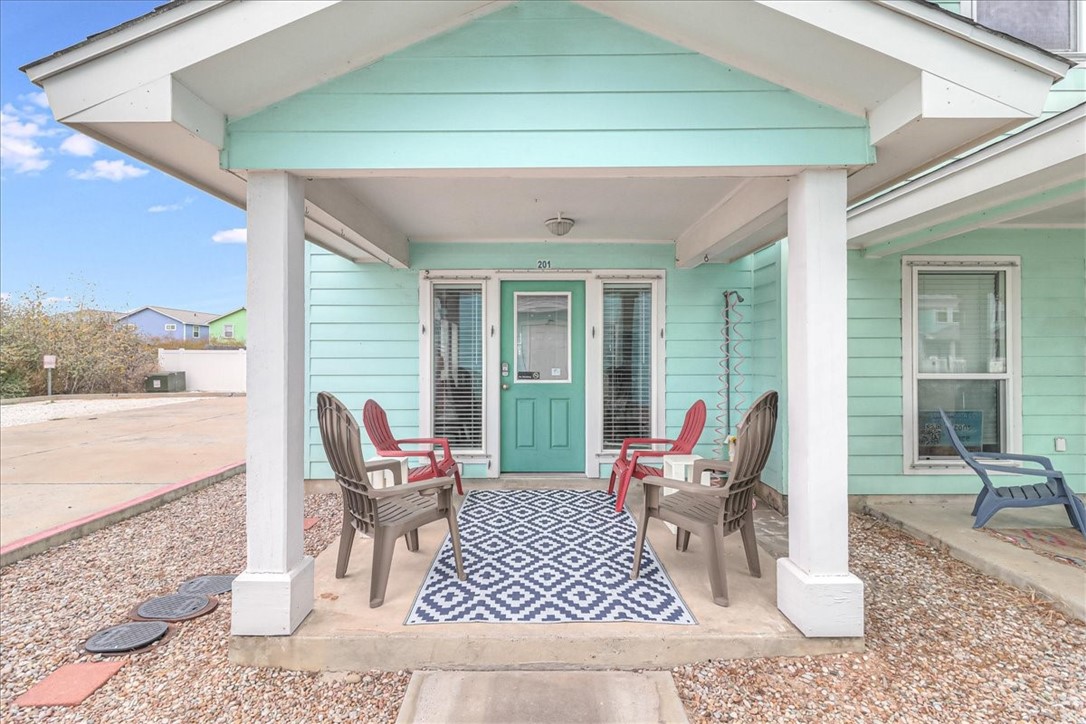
left=501, top=383, right=511, bottom=390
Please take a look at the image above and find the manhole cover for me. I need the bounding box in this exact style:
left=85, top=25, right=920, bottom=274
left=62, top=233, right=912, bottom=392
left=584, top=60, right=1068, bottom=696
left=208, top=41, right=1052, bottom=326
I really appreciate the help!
left=130, top=593, right=218, bottom=622
left=85, top=621, right=170, bottom=655
left=178, top=574, right=236, bottom=596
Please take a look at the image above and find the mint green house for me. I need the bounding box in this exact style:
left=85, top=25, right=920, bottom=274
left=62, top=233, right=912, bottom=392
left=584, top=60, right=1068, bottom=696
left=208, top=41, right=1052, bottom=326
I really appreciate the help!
left=209, top=307, right=247, bottom=344
left=27, top=0, right=1082, bottom=646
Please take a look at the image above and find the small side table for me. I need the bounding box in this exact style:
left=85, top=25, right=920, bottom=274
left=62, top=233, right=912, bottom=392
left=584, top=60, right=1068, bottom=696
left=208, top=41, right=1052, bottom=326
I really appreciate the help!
left=366, top=457, right=408, bottom=489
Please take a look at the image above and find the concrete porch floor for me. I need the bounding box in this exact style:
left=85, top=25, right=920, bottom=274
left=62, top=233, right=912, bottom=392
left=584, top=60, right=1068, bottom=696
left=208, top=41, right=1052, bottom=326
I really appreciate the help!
left=232, top=479, right=862, bottom=671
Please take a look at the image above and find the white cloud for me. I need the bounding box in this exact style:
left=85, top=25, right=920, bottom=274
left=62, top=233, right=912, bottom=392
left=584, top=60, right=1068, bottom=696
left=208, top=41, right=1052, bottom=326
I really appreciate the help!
left=0, top=107, right=51, bottom=173
left=148, top=197, right=193, bottom=213
left=68, top=159, right=148, bottom=182
left=23, top=92, right=50, bottom=109
left=59, top=133, right=98, bottom=157
left=211, top=228, right=247, bottom=244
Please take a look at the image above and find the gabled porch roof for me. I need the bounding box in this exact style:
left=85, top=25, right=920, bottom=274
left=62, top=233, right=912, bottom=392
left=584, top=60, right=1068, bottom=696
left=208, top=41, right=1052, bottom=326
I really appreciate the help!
left=22, top=0, right=1071, bottom=268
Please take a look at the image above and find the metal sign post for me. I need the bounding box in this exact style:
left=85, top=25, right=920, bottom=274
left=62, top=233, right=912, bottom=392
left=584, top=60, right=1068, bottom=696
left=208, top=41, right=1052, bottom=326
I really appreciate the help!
left=43, top=355, right=56, bottom=396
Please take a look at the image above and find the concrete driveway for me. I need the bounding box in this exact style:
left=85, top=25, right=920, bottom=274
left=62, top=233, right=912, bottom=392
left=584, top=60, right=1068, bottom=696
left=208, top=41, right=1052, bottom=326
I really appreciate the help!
left=0, top=396, right=246, bottom=548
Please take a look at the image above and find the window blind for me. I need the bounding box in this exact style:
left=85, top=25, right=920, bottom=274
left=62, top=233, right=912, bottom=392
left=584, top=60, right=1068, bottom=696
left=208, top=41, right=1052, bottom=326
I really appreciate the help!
left=432, top=285, right=483, bottom=450
left=602, top=284, right=653, bottom=449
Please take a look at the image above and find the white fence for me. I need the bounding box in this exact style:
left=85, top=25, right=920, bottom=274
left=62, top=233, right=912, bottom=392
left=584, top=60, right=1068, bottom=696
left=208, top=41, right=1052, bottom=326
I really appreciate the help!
left=157, top=349, right=247, bottom=393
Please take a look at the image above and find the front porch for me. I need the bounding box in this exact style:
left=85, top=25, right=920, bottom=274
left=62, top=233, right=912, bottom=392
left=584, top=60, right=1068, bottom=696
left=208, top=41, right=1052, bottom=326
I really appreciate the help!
left=231, top=479, right=862, bottom=672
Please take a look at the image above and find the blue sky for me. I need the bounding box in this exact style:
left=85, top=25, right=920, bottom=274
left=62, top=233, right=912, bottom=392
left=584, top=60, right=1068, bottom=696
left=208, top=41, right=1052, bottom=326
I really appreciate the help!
left=0, top=1, right=247, bottom=315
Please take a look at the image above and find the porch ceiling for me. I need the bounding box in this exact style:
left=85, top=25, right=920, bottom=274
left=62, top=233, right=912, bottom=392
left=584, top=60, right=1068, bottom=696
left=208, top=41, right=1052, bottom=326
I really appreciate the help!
left=337, top=175, right=746, bottom=244
left=23, top=0, right=1072, bottom=268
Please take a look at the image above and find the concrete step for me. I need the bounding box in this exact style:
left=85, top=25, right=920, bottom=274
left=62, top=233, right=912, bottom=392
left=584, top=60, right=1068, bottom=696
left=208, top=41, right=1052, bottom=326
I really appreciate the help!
left=395, top=670, right=689, bottom=724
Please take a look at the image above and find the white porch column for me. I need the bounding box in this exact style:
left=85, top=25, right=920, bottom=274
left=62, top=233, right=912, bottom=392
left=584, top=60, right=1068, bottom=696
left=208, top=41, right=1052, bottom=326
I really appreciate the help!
left=232, top=171, right=314, bottom=635
left=777, top=168, right=864, bottom=638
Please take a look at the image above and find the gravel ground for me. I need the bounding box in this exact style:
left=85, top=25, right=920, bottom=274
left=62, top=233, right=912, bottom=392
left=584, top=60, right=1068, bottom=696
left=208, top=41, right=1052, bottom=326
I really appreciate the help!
left=675, top=516, right=1086, bottom=723
left=2, top=477, right=1083, bottom=722
left=1, top=475, right=409, bottom=723
left=0, top=398, right=213, bottom=428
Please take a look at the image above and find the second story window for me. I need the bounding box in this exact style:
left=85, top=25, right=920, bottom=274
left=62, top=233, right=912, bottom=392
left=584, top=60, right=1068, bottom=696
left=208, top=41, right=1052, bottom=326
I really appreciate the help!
left=968, top=0, right=1081, bottom=55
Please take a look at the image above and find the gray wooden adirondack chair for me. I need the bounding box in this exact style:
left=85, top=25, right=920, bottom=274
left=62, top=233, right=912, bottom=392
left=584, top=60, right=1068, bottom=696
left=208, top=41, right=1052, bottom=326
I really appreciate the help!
left=317, top=392, right=466, bottom=607
left=938, top=409, right=1086, bottom=536
left=631, top=390, right=778, bottom=606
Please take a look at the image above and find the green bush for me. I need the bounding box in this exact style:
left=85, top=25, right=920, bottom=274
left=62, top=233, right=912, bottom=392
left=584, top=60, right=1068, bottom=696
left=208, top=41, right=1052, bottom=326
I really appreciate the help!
left=0, top=288, right=157, bottom=397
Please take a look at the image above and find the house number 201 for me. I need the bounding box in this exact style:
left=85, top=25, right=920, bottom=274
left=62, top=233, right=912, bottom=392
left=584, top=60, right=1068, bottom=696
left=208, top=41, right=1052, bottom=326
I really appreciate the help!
left=536, top=260, right=551, bottom=269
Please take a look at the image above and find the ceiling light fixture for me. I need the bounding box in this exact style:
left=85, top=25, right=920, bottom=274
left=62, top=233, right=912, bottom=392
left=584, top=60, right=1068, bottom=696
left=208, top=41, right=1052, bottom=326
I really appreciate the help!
left=544, top=212, right=575, bottom=237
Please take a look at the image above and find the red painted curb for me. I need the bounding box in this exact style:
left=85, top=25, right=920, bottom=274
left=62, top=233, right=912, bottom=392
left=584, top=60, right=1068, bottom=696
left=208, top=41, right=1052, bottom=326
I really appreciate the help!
left=0, top=461, right=246, bottom=563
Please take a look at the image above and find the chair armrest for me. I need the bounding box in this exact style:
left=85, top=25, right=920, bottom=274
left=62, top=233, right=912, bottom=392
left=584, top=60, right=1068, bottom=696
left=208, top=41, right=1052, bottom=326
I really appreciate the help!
left=376, top=448, right=441, bottom=470
left=629, top=450, right=670, bottom=466
left=973, top=452, right=1055, bottom=469
left=618, top=438, right=676, bottom=457
left=642, top=475, right=724, bottom=496
left=366, top=458, right=404, bottom=486
left=368, top=476, right=456, bottom=498
left=693, top=459, right=732, bottom=480
left=977, top=463, right=1065, bottom=478
left=399, top=437, right=453, bottom=460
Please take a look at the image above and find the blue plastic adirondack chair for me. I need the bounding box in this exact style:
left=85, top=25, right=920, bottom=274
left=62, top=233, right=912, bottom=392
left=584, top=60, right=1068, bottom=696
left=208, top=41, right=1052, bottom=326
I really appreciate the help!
left=938, top=409, right=1086, bottom=537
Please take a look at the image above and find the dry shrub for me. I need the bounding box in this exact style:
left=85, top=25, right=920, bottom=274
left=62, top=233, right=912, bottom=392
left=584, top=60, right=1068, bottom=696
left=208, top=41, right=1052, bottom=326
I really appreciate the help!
left=0, top=288, right=157, bottom=396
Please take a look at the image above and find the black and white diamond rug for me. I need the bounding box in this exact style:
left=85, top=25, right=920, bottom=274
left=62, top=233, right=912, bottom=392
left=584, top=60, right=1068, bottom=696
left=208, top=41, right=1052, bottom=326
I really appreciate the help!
left=406, top=489, right=695, bottom=625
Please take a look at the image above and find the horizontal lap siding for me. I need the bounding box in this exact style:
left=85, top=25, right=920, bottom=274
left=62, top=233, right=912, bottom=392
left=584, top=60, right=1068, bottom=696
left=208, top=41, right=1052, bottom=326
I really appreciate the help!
left=224, top=1, right=870, bottom=170
left=306, top=247, right=420, bottom=479
left=847, top=230, right=1086, bottom=494
left=749, top=243, right=787, bottom=492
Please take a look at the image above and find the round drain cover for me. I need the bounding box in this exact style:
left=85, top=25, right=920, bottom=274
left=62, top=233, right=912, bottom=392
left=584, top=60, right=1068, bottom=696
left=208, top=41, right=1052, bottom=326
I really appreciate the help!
left=178, top=574, right=236, bottom=596
left=85, top=621, right=169, bottom=654
left=131, top=593, right=218, bottom=622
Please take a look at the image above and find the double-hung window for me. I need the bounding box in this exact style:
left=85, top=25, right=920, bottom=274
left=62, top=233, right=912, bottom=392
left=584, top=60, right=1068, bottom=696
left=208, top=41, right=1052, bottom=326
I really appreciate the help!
left=431, top=284, right=484, bottom=451
left=601, top=283, right=654, bottom=449
left=902, top=257, right=1021, bottom=470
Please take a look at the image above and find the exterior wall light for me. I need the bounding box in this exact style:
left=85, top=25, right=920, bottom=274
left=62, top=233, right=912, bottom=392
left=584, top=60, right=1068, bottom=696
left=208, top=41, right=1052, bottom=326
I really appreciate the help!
left=544, top=213, right=575, bottom=236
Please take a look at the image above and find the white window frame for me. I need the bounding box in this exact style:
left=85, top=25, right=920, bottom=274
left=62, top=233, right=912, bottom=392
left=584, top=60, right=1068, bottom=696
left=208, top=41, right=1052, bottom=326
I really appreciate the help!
left=419, top=269, right=666, bottom=478
left=901, top=255, right=1022, bottom=474
left=959, top=0, right=1085, bottom=59
left=164, top=323, right=177, bottom=332
left=223, top=324, right=235, bottom=339
left=192, top=328, right=201, bottom=339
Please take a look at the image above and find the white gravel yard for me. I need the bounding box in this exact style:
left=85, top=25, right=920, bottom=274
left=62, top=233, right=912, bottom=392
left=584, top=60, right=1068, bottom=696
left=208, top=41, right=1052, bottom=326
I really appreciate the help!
left=0, top=398, right=213, bottom=428
left=2, top=477, right=1083, bottom=723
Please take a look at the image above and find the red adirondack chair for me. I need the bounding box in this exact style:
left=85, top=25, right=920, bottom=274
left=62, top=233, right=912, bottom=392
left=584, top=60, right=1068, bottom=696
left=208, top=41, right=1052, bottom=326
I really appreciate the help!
left=608, top=400, right=707, bottom=512
left=362, top=400, right=464, bottom=495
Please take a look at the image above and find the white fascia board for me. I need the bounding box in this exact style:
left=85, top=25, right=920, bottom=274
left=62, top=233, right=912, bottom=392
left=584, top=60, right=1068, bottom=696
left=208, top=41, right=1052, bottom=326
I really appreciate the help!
left=65, top=76, right=225, bottom=148
left=28, top=1, right=339, bottom=121
left=760, top=0, right=1067, bottom=114
left=675, top=178, right=791, bottom=268
left=304, top=181, right=409, bottom=269
left=849, top=106, right=1086, bottom=246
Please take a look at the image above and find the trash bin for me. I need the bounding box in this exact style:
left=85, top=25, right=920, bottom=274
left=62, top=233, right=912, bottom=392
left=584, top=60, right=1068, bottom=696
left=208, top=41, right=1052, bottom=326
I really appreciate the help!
left=145, top=371, right=186, bottom=392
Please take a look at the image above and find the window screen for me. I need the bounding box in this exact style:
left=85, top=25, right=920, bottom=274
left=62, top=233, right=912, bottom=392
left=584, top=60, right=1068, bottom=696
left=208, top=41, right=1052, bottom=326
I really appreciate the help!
left=602, top=284, right=653, bottom=449
left=976, top=0, right=1076, bottom=52
left=915, top=269, right=1009, bottom=458
left=433, top=285, right=483, bottom=450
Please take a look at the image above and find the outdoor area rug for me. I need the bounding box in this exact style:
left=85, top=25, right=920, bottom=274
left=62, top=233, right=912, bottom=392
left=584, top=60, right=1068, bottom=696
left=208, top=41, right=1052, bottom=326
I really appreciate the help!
left=406, top=489, right=696, bottom=625
left=984, top=528, right=1086, bottom=570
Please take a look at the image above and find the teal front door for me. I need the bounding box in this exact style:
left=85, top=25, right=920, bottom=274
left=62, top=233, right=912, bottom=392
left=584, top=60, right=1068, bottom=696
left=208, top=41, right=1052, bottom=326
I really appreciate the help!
left=500, top=281, right=585, bottom=472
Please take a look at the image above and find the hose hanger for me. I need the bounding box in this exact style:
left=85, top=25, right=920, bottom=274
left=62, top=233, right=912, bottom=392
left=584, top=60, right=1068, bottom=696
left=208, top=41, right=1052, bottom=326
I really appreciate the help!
left=715, top=290, right=747, bottom=460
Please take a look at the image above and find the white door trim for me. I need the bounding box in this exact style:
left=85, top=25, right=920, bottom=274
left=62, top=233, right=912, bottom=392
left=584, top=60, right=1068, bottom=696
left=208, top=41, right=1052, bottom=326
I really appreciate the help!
left=420, top=269, right=666, bottom=478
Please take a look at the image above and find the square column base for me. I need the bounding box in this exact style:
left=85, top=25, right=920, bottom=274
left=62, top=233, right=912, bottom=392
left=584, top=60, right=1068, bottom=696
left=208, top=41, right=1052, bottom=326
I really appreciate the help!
left=777, top=557, right=864, bottom=638
left=231, top=556, right=315, bottom=635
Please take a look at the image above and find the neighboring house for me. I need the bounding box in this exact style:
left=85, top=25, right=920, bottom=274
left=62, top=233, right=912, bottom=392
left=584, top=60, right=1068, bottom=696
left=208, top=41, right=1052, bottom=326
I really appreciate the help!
left=26, top=0, right=1082, bottom=644
left=209, top=307, right=247, bottom=344
left=116, top=306, right=217, bottom=342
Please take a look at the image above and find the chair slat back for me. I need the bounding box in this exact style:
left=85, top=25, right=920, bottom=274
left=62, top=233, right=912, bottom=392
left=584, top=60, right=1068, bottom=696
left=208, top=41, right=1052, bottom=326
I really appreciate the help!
left=671, top=400, right=707, bottom=454
left=721, top=391, right=778, bottom=531
left=318, top=392, right=377, bottom=528
left=362, top=399, right=401, bottom=453
left=938, top=409, right=995, bottom=491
